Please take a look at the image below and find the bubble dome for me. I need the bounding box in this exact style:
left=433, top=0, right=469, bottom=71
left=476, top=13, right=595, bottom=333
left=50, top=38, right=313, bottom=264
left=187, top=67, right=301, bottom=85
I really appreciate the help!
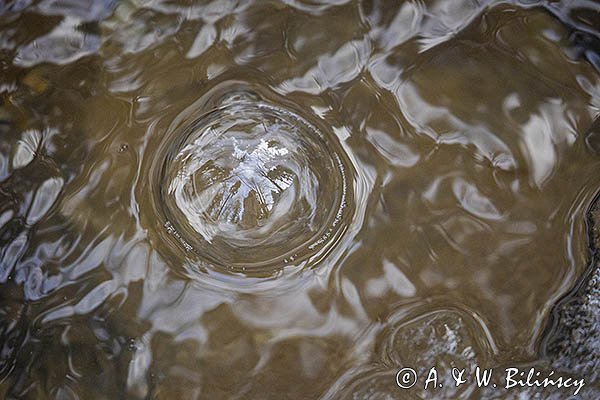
left=149, top=90, right=353, bottom=277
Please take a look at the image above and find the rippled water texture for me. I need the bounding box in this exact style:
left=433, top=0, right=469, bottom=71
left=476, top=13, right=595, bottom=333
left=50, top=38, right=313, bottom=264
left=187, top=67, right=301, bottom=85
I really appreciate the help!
left=1, top=0, right=600, bottom=398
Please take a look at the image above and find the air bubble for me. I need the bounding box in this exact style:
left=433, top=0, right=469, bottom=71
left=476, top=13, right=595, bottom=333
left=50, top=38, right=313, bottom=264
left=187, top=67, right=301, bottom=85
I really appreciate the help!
left=148, top=89, right=354, bottom=277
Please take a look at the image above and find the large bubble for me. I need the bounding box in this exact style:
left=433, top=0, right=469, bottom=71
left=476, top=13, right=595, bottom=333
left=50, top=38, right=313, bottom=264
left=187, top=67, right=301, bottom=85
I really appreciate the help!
left=148, top=89, right=354, bottom=280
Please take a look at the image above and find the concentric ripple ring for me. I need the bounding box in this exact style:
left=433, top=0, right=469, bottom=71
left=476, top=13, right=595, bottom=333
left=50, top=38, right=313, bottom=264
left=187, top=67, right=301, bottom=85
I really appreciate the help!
left=148, top=89, right=354, bottom=278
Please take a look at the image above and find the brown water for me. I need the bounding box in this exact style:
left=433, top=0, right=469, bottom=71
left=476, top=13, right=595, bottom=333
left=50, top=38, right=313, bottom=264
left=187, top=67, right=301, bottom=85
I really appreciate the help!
left=1, top=0, right=600, bottom=399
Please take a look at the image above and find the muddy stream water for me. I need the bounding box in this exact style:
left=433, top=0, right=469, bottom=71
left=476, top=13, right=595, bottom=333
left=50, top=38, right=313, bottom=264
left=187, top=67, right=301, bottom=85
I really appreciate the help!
left=1, top=0, right=600, bottom=399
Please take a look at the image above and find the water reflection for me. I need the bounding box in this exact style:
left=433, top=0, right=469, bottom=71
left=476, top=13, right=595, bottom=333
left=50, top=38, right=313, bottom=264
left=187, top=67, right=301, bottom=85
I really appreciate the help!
left=0, top=0, right=599, bottom=398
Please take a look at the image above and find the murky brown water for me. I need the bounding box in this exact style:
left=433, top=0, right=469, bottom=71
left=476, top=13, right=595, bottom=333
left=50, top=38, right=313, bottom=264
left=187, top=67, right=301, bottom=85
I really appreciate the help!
left=1, top=0, right=600, bottom=399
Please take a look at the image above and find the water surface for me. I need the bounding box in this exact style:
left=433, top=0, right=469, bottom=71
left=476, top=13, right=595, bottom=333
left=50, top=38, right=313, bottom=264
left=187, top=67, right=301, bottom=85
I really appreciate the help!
left=0, top=0, right=599, bottom=398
